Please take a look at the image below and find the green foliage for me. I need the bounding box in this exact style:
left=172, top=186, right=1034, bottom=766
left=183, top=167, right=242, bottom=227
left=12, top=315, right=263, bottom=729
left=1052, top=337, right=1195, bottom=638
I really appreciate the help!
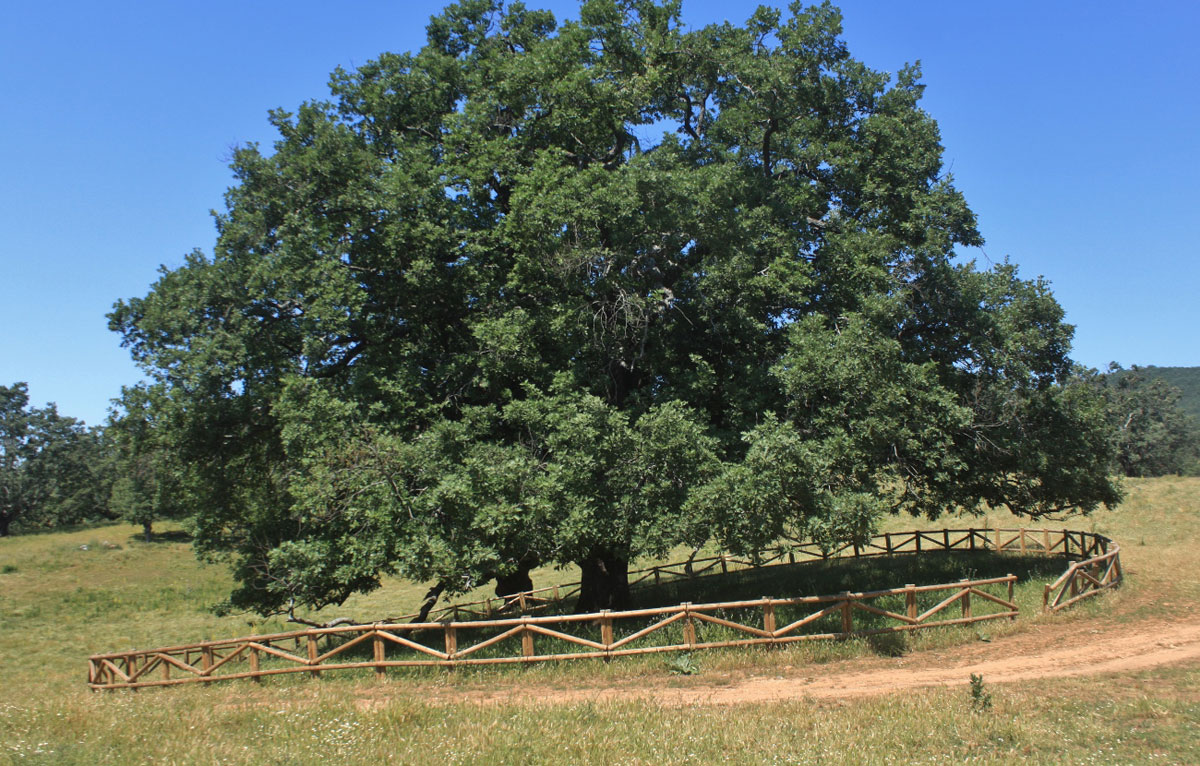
left=0, top=383, right=113, bottom=536
left=968, top=673, right=993, bottom=713
left=1111, top=366, right=1200, bottom=420
left=106, top=385, right=189, bottom=541
left=109, top=0, right=1120, bottom=618
left=663, top=652, right=700, bottom=675
left=218, top=382, right=718, bottom=613
left=1094, top=365, right=1200, bottom=477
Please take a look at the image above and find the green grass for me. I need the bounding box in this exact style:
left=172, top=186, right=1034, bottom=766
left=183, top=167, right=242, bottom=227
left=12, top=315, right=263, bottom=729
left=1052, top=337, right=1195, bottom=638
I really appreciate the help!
left=1, top=476, right=1198, bottom=764
left=1, top=665, right=1195, bottom=764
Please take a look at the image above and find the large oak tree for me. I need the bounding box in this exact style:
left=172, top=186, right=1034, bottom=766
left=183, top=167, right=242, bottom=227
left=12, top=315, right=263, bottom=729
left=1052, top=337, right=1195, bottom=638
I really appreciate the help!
left=110, top=0, right=1120, bottom=617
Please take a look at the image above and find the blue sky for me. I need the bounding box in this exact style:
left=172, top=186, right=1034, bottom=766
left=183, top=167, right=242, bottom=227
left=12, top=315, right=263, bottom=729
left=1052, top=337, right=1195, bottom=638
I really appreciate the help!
left=2, top=1, right=1197, bottom=427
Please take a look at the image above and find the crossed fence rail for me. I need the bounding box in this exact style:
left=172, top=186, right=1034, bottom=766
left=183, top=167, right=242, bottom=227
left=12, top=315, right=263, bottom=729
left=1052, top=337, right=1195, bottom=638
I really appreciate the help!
left=87, top=527, right=1121, bottom=690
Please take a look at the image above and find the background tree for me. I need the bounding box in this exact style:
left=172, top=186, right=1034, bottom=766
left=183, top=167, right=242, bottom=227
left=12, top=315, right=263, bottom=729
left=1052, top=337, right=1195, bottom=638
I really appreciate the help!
left=1108, top=366, right=1200, bottom=420
left=107, top=385, right=188, bottom=542
left=0, top=383, right=110, bottom=536
left=111, top=0, right=1121, bottom=618
left=1096, top=365, right=1200, bottom=477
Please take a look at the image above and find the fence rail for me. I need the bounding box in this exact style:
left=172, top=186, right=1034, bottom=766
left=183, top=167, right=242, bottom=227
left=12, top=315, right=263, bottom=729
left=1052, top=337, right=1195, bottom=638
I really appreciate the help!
left=87, top=527, right=1120, bottom=690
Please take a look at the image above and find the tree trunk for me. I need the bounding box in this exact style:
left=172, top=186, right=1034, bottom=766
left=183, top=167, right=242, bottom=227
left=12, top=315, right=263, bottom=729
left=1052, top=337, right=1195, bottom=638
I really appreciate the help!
left=0, top=512, right=10, bottom=537
left=494, top=566, right=534, bottom=598
left=575, top=551, right=630, bottom=613
left=143, top=521, right=153, bottom=543
left=412, top=581, right=446, bottom=623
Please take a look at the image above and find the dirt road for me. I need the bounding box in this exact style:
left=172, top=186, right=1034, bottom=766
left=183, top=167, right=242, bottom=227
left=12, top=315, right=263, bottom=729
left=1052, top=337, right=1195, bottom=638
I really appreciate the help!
left=423, top=616, right=1200, bottom=707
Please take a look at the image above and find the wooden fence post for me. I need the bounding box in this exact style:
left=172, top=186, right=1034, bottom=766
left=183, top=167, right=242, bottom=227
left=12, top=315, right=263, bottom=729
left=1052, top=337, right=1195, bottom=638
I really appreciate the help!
left=885, top=533, right=893, bottom=555
left=1020, top=529, right=1027, bottom=554
left=372, top=630, right=386, bottom=680
left=960, top=579, right=972, bottom=619
left=521, top=618, right=534, bottom=658
left=943, top=530, right=951, bottom=550
left=202, top=647, right=214, bottom=674
left=906, top=584, right=917, bottom=622
left=245, top=625, right=259, bottom=683
left=763, top=599, right=776, bottom=645
left=968, top=529, right=976, bottom=551
left=601, top=611, right=614, bottom=660
left=307, top=634, right=320, bottom=678
left=841, top=593, right=853, bottom=635
left=683, top=604, right=697, bottom=648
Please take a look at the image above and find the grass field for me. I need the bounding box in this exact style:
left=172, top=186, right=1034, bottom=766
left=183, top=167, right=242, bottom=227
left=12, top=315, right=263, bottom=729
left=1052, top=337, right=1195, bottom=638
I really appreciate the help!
left=1, top=477, right=1198, bottom=764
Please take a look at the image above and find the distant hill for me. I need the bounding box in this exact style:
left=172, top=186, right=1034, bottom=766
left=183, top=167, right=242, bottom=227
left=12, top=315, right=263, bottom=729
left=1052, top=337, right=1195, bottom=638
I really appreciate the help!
left=1110, top=366, right=1200, bottom=420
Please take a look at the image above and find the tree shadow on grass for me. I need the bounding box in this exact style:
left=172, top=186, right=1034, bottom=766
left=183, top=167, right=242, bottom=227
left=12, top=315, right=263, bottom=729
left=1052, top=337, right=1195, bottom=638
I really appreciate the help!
left=629, top=550, right=1064, bottom=609
left=303, top=550, right=1071, bottom=671
left=127, top=529, right=193, bottom=544
left=866, top=629, right=909, bottom=658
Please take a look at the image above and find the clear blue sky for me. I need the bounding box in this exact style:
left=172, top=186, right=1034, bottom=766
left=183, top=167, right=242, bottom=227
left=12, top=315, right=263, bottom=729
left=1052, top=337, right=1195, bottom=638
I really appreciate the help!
left=2, top=1, right=1197, bottom=427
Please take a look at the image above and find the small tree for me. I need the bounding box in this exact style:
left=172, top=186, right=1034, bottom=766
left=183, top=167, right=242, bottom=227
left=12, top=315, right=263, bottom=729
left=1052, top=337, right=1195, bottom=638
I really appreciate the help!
left=107, top=385, right=187, bottom=542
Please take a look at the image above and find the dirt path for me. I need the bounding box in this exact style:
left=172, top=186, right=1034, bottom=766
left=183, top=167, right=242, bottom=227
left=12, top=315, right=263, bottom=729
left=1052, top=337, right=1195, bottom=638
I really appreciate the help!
left=674, top=619, right=1200, bottom=705
left=399, top=616, right=1200, bottom=708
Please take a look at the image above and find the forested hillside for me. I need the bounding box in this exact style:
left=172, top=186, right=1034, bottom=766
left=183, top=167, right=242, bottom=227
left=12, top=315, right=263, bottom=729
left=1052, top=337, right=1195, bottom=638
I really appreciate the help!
left=1118, top=367, right=1200, bottom=420
left=1099, top=365, right=1200, bottom=477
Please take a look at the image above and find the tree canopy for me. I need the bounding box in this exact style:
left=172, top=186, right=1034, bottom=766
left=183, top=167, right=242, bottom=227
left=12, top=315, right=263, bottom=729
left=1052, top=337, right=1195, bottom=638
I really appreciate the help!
left=106, top=384, right=188, bottom=541
left=0, top=383, right=109, bottom=536
left=110, top=0, right=1121, bottom=617
left=1095, top=365, right=1200, bottom=478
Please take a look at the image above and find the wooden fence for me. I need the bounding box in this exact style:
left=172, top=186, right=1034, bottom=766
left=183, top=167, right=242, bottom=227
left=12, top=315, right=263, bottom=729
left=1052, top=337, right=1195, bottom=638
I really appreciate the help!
left=421, top=527, right=1119, bottom=621
left=87, top=527, right=1120, bottom=691
left=1041, top=532, right=1122, bottom=611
